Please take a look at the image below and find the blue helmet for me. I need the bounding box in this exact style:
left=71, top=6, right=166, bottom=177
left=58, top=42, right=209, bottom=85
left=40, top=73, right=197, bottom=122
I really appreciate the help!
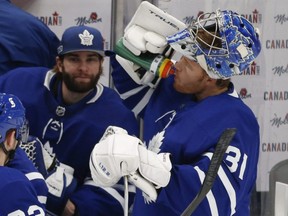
left=167, top=9, right=261, bottom=79
left=0, top=93, right=28, bottom=144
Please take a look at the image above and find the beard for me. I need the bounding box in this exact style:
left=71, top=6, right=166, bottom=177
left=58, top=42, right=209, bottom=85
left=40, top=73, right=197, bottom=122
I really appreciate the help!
left=61, top=66, right=102, bottom=93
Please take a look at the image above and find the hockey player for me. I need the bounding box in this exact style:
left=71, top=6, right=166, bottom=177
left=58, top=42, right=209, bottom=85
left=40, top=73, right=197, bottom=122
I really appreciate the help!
left=7, top=146, right=49, bottom=207
left=0, top=0, right=59, bottom=75
left=0, top=26, right=139, bottom=215
left=90, top=5, right=261, bottom=216
left=0, top=93, right=45, bottom=215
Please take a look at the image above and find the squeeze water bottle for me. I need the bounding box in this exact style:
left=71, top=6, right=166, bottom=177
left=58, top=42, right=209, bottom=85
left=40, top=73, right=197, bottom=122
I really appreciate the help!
left=115, top=38, right=175, bottom=79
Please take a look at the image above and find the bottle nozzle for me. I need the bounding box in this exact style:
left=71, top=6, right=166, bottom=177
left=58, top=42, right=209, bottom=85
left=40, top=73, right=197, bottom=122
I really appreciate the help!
left=158, top=59, right=175, bottom=78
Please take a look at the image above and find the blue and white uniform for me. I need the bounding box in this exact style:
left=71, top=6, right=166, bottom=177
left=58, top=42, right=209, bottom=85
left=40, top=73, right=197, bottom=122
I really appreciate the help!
left=0, top=67, right=139, bottom=215
left=111, top=54, right=260, bottom=216
left=0, top=166, right=45, bottom=215
left=8, top=147, right=48, bottom=206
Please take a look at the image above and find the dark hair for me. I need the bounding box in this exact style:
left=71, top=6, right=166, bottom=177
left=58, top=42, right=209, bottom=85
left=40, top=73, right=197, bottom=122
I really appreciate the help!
left=195, top=27, right=222, bottom=49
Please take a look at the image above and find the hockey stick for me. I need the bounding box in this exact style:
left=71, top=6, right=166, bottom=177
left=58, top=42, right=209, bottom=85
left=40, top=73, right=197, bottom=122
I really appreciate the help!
left=124, top=175, right=129, bottom=216
left=181, top=128, right=237, bottom=216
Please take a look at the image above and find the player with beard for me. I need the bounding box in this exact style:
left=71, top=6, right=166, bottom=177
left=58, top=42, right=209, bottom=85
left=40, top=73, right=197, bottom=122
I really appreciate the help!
left=0, top=25, right=139, bottom=216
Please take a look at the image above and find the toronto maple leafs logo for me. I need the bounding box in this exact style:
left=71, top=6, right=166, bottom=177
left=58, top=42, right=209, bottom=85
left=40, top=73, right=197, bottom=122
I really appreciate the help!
left=146, top=110, right=176, bottom=153
left=148, top=131, right=165, bottom=153
left=79, top=30, right=94, bottom=46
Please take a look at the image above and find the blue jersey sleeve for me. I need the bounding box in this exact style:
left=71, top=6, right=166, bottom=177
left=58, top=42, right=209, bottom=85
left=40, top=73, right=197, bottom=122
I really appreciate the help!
left=0, top=167, right=46, bottom=215
left=70, top=178, right=135, bottom=215
left=7, top=147, right=48, bottom=206
left=110, top=53, right=191, bottom=118
left=0, top=0, right=59, bottom=75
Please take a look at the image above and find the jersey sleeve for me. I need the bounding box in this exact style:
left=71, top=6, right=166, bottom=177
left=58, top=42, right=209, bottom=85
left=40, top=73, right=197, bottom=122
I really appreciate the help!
left=0, top=169, right=46, bottom=216
left=70, top=178, right=135, bottom=215
left=110, top=53, right=158, bottom=117
left=7, top=147, right=48, bottom=206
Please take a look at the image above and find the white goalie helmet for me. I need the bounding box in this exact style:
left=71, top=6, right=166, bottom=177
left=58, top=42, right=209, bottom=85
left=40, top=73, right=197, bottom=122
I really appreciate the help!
left=167, top=9, right=261, bottom=79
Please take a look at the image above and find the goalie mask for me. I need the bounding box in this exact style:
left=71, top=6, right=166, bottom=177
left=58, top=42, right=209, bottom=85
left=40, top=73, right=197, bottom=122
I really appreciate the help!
left=167, top=9, right=261, bottom=79
left=0, top=93, right=28, bottom=149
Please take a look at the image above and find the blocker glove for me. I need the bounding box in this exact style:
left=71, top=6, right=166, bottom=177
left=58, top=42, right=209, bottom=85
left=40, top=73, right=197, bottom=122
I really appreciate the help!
left=122, top=1, right=186, bottom=56
left=89, top=126, right=172, bottom=202
left=115, top=2, right=186, bottom=86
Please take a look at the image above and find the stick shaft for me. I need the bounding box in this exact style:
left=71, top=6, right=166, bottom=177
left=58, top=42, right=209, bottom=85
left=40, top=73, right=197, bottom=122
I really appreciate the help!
left=181, top=128, right=237, bottom=216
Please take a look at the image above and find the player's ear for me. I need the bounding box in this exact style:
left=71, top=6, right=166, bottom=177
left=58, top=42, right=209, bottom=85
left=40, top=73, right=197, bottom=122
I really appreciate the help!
left=5, top=130, right=17, bottom=151
left=56, top=56, right=64, bottom=72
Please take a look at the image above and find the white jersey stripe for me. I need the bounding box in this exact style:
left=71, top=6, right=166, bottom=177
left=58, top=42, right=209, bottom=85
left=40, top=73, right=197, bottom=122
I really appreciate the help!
left=37, top=195, right=47, bottom=204
left=25, top=172, right=45, bottom=181
left=132, top=88, right=155, bottom=115
left=101, top=187, right=125, bottom=210
left=204, top=152, right=236, bottom=215
left=84, top=179, right=136, bottom=211
left=218, top=166, right=236, bottom=215
left=116, top=85, right=147, bottom=100
left=195, top=166, right=219, bottom=216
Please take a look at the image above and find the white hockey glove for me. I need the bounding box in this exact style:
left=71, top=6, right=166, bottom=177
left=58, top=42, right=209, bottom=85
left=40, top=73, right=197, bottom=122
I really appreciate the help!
left=127, top=144, right=172, bottom=203
left=122, top=1, right=186, bottom=56
left=45, top=163, right=77, bottom=215
left=89, top=126, right=138, bottom=187
left=115, top=2, right=186, bottom=86
left=123, top=25, right=168, bottom=56
left=89, top=130, right=172, bottom=202
left=90, top=133, right=140, bottom=187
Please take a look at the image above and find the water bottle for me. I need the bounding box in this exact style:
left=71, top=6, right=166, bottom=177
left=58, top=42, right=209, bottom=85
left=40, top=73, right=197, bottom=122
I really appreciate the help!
left=115, top=38, right=175, bottom=79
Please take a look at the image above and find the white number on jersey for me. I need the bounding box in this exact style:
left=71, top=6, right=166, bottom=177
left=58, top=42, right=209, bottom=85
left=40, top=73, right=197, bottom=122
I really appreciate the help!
left=225, top=146, right=248, bottom=180
left=8, top=205, right=45, bottom=216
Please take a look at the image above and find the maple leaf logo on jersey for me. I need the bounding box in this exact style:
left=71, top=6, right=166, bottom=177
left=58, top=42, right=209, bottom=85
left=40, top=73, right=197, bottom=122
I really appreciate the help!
left=79, top=30, right=94, bottom=46
left=148, top=131, right=165, bottom=153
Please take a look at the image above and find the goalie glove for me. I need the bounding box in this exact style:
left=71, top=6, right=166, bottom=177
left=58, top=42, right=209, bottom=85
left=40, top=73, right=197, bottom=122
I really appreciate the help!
left=89, top=131, right=172, bottom=202
left=123, top=25, right=168, bottom=56
left=20, top=136, right=58, bottom=178
left=45, top=163, right=78, bottom=215
left=89, top=133, right=140, bottom=187
left=122, top=1, right=186, bottom=56
left=115, top=2, right=185, bottom=85
left=128, top=144, right=172, bottom=203
left=99, top=125, right=128, bottom=142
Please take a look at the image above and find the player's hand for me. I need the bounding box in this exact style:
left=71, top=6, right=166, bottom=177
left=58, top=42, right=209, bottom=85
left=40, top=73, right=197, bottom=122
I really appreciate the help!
left=61, top=199, right=76, bottom=216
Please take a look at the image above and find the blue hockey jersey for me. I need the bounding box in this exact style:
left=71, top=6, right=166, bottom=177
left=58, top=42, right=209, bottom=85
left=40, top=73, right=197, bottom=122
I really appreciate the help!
left=0, top=166, right=45, bottom=215
left=0, top=67, right=139, bottom=215
left=8, top=147, right=48, bottom=206
left=0, top=0, right=59, bottom=75
left=111, top=54, right=260, bottom=216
